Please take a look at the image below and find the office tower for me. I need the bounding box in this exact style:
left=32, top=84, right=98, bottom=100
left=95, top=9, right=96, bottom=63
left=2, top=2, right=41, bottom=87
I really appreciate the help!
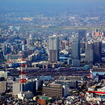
left=0, top=50, right=4, bottom=60
left=80, top=42, right=85, bottom=53
left=78, top=30, right=86, bottom=40
left=93, top=41, right=102, bottom=63
left=27, top=35, right=34, bottom=46
left=85, top=41, right=94, bottom=64
left=71, top=36, right=80, bottom=66
left=48, top=35, right=59, bottom=63
left=85, top=40, right=102, bottom=65
left=3, top=44, right=11, bottom=56
left=20, top=40, right=27, bottom=52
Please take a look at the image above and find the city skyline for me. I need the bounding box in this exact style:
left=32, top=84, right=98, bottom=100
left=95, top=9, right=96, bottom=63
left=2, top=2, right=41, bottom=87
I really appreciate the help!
left=1, top=0, right=105, bottom=104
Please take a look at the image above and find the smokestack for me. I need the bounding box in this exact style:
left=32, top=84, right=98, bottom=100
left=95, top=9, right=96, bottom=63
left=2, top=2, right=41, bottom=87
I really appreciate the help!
left=19, top=63, right=26, bottom=93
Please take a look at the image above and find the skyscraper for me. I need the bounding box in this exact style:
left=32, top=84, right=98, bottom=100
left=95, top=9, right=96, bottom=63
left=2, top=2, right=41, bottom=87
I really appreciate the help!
left=48, top=35, right=59, bottom=63
left=93, top=41, right=102, bottom=63
left=85, top=41, right=94, bottom=64
left=85, top=40, right=102, bottom=65
left=3, top=44, right=11, bottom=56
left=27, top=35, right=34, bottom=46
left=71, top=36, right=80, bottom=66
left=78, top=29, right=86, bottom=41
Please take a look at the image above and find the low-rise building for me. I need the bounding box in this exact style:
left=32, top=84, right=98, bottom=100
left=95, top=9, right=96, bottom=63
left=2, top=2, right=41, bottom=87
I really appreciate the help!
left=43, top=82, right=68, bottom=98
left=0, top=77, right=6, bottom=93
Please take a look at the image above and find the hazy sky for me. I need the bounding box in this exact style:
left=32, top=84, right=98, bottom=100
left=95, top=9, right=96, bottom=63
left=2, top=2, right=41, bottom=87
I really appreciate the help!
left=0, top=0, right=105, bottom=5
left=0, top=0, right=105, bottom=13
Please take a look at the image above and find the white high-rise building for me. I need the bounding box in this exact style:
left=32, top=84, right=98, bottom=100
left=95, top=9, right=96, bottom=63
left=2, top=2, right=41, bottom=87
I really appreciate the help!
left=85, top=41, right=94, bottom=64
left=48, top=35, right=59, bottom=63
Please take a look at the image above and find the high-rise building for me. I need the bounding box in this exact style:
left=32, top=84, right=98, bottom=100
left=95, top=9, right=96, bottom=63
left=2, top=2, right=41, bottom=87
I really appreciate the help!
left=85, top=41, right=94, bottom=64
left=48, top=35, right=59, bottom=63
left=0, top=50, right=4, bottom=60
left=3, top=44, right=11, bottom=56
left=85, top=40, right=102, bottom=65
left=27, top=35, right=34, bottom=46
left=93, top=41, right=102, bottom=63
left=78, top=30, right=86, bottom=40
left=71, top=36, right=80, bottom=66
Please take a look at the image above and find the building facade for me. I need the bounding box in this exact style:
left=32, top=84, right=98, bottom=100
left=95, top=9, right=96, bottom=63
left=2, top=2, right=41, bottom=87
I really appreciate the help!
left=85, top=41, right=94, bottom=64
left=0, top=77, right=6, bottom=93
left=71, top=36, right=80, bottom=66
left=93, top=41, right=102, bottom=63
left=43, top=83, right=68, bottom=98
left=48, top=35, right=59, bottom=63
